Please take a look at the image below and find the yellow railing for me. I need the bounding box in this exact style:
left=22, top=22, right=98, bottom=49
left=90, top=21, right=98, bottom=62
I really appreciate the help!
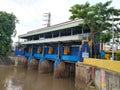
left=79, top=58, right=120, bottom=73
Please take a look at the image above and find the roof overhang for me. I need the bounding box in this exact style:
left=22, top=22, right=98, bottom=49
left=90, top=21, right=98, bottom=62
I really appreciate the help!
left=19, top=19, right=84, bottom=38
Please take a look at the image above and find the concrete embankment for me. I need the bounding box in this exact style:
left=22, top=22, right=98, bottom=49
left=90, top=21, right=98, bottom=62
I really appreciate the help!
left=76, top=58, right=120, bottom=90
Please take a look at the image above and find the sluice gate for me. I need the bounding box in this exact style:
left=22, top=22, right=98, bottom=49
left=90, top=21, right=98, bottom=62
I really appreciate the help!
left=14, top=19, right=92, bottom=77
left=14, top=19, right=120, bottom=90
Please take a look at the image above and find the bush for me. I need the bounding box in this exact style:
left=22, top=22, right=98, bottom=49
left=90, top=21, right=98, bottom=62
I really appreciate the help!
left=116, top=52, right=120, bottom=61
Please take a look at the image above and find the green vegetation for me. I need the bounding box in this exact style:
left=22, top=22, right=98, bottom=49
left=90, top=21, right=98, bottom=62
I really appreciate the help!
left=0, top=11, right=18, bottom=55
left=18, top=43, right=25, bottom=50
left=115, top=52, right=120, bottom=61
left=69, top=0, right=120, bottom=42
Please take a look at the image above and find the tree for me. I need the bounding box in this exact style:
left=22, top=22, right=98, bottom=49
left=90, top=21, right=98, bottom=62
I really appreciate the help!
left=69, top=1, right=120, bottom=42
left=0, top=11, right=18, bottom=55
left=69, top=1, right=120, bottom=57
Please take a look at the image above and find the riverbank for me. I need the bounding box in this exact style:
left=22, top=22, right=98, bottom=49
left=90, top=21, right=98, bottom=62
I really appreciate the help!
left=0, top=55, right=13, bottom=65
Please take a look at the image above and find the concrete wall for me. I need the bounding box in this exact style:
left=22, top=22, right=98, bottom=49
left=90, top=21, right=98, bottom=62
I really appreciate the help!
left=95, top=69, right=120, bottom=90
left=54, top=62, right=75, bottom=78
left=105, top=71, right=120, bottom=90
left=75, top=64, right=91, bottom=90
left=76, top=63, right=120, bottom=90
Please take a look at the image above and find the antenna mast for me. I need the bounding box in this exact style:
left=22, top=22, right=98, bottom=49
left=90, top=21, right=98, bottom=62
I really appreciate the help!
left=43, top=12, right=51, bottom=27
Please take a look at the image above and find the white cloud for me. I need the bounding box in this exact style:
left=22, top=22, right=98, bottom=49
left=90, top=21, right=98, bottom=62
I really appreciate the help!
left=0, top=0, right=120, bottom=43
left=0, top=0, right=71, bottom=42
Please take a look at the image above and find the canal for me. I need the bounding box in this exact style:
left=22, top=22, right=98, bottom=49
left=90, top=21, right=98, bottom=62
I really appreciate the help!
left=0, top=66, right=76, bottom=90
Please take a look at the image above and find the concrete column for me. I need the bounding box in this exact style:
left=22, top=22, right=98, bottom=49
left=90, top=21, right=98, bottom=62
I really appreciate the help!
left=54, top=61, right=66, bottom=78
left=54, top=62, right=76, bottom=78
left=71, top=28, right=73, bottom=35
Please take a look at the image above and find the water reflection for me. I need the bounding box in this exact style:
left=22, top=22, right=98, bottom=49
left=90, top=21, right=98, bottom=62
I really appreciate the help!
left=4, top=77, right=22, bottom=90
left=0, top=66, right=76, bottom=90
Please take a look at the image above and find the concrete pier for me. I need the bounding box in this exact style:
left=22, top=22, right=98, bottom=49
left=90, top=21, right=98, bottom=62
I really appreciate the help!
left=38, top=60, right=54, bottom=73
left=54, top=62, right=75, bottom=78
left=75, top=64, right=91, bottom=89
left=28, top=59, right=39, bottom=70
left=54, top=61, right=66, bottom=78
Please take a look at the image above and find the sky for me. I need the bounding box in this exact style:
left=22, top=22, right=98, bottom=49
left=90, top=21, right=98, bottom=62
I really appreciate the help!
left=0, top=0, right=119, bottom=43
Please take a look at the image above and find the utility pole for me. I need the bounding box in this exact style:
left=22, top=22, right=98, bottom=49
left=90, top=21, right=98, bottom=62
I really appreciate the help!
left=43, top=12, right=51, bottom=27
left=112, top=12, right=114, bottom=60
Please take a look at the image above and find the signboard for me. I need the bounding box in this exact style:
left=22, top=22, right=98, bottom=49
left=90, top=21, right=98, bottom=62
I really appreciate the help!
left=82, top=52, right=89, bottom=58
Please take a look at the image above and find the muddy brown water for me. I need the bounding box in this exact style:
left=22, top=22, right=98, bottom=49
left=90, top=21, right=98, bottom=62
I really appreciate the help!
left=0, top=66, right=76, bottom=90
left=0, top=65, right=97, bottom=90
